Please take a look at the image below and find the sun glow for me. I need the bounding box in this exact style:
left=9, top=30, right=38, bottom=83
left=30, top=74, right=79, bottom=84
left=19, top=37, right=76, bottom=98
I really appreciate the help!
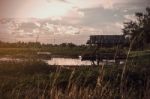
left=35, top=2, right=71, bottom=19
left=17, top=1, right=72, bottom=19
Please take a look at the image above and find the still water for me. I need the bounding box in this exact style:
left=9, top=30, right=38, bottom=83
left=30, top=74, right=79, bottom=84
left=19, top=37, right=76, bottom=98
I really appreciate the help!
left=0, top=57, right=92, bottom=65
left=0, top=57, right=119, bottom=66
left=46, top=58, right=92, bottom=66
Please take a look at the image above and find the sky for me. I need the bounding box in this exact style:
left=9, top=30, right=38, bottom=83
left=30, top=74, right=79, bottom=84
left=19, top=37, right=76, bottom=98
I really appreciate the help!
left=0, top=0, right=149, bottom=44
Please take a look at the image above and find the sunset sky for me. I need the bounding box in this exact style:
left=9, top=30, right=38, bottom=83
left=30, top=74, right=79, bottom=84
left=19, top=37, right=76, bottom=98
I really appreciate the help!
left=0, top=0, right=149, bottom=44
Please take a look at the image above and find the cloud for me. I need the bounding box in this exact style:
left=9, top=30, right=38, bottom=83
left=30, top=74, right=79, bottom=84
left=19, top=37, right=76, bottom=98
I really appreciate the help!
left=124, top=14, right=137, bottom=21
left=115, top=22, right=124, bottom=29
left=0, top=17, right=128, bottom=42
left=18, top=22, right=40, bottom=32
left=2, top=19, right=80, bottom=36
left=55, top=0, right=148, bottom=10
left=0, top=0, right=149, bottom=44
left=44, top=23, right=80, bottom=35
left=64, top=8, right=84, bottom=19
left=0, top=0, right=149, bottom=19
left=59, top=0, right=114, bottom=9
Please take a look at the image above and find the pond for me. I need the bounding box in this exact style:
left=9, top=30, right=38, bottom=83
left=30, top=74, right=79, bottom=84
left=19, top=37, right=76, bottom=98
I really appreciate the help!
left=0, top=57, right=121, bottom=66
left=45, top=58, right=124, bottom=66
left=45, top=58, right=92, bottom=66
left=0, top=57, right=92, bottom=65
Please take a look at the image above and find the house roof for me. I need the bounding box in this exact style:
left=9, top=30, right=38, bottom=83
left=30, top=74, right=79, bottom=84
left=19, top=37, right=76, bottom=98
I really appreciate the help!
left=87, top=35, right=126, bottom=45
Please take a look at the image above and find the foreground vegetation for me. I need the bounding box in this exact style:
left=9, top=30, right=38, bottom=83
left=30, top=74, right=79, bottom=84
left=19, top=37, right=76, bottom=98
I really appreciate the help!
left=0, top=40, right=149, bottom=98
left=0, top=50, right=149, bottom=99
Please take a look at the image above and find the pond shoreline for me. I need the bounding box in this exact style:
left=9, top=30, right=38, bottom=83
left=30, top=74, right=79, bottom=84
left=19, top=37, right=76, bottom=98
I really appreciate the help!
left=0, top=57, right=123, bottom=67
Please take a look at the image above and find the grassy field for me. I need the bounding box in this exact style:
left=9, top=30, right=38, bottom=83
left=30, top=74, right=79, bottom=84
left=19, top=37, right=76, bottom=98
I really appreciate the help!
left=0, top=47, right=83, bottom=58
left=0, top=52, right=149, bottom=99
left=0, top=47, right=126, bottom=59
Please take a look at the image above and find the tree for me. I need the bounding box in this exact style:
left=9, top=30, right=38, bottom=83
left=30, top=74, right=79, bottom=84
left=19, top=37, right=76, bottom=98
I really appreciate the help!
left=123, top=7, right=150, bottom=49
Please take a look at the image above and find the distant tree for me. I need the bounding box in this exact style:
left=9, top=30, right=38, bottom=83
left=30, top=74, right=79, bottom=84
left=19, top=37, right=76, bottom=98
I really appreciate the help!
left=67, top=43, right=76, bottom=48
left=123, top=7, right=150, bottom=49
left=60, top=43, right=67, bottom=47
left=60, top=43, right=76, bottom=48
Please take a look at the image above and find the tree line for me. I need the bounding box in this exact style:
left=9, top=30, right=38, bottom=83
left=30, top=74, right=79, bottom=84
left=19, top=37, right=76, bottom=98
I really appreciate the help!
left=0, top=41, right=82, bottom=48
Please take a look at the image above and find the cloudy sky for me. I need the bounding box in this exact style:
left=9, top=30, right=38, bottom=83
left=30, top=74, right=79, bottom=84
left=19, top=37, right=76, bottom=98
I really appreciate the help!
left=0, top=0, right=149, bottom=44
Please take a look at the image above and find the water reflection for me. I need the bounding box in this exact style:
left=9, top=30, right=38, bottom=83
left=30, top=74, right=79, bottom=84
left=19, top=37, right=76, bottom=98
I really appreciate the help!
left=46, top=58, right=92, bottom=66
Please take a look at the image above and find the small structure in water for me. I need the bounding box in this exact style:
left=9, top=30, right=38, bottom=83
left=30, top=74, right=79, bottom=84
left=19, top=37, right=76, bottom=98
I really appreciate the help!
left=37, top=52, right=51, bottom=59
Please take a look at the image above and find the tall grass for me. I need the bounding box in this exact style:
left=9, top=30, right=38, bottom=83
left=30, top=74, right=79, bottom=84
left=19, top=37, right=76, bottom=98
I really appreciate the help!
left=0, top=57, right=149, bottom=99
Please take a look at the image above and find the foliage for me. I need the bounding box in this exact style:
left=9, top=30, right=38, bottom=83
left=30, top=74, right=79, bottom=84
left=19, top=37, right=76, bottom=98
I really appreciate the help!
left=123, top=7, right=150, bottom=49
